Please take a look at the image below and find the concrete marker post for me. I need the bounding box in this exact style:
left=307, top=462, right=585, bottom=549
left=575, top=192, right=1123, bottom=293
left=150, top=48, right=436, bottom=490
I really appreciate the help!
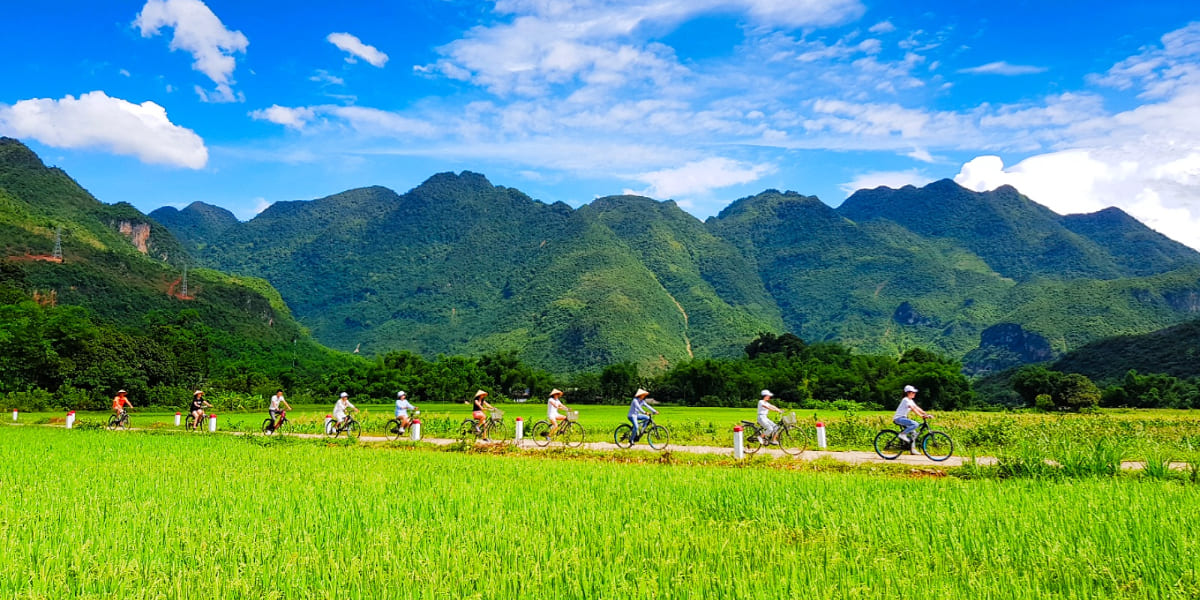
left=411, top=419, right=421, bottom=442
left=65, top=410, right=75, bottom=429
left=12, top=409, right=17, bottom=422
left=174, top=412, right=181, bottom=427
left=208, top=413, right=217, bottom=432
left=324, top=414, right=333, bottom=435
left=816, top=421, right=827, bottom=449
left=515, top=417, right=524, bottom=445
left=733, top=425, right=744, bottom=460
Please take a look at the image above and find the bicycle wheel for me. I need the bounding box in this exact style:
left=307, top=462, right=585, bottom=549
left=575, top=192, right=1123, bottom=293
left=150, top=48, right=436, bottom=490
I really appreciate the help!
left=921, top=431, right=954, bottom=462
left=613, top=424, right=634, bottom=449
left=185, top=415, right=196, bottom=431
left=874, top=430, right=904, bottom=460
left=345, top=420, right=361, bottom=439
left=486, top=420, right=508, bottom=443
left=743, top=426, right=763, bottom=455
left=529, top=420, right=551, bottom=447
left=276, top=418, right=289, bottom=436
left=324, top=420, right=337, bottom=437
left=261, top=418, right=275, bottom=435
left=107, top=415, right=119, bottom=431
left=385, top=419, right=404, bottom=442
left=564, top=423, right=586, bottom=448
left=777, top=426, right=803, bottom=457
left=458, top=419, right=477, bottom=443
left=646, top=426, right=670, bottom=451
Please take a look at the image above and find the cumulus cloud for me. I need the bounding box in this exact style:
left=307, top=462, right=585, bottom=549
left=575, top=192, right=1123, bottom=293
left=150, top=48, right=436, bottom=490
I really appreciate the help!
left=327, top=33, right=389, bottom=67
left=0, top=91, right=207, bottom=168
left=250, top=104, right=436, bottom=137
left=631, top=157, right=773, bottom=199
left=134, top=0, right=248, bottom=103
left=957, top=61, right=1047, bottom=76
left=249, top=105, right=316, bottom=130
left=839, top=170, right=933, bottom=196
left=1088, top=22, right=1200, bottom=99
left=868, top=20, right=896, bottom=34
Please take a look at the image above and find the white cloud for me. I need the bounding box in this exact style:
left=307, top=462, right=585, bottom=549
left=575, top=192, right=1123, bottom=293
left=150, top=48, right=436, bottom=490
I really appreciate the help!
left=249, top=105, right=316, bottom=130
left=327, top=33, right=389, bottom=67
left=134, top=0, right=248, bottom=103
left=839, top=170, right=933, bottom=196
left=0, top=91, right=207, bottom=168
left=1088, top=22, right=1200, bottom=99
left=631, top=157, right=773, bottom=199
left=957, top=61, right=1047, bottom=76
left=119, top=69, right=132, bottom=77
left=905, top=148, right=935, bottom=163
left=310, top=70, right=345, bottom=86
left=868, top=20, right=895, bottom=34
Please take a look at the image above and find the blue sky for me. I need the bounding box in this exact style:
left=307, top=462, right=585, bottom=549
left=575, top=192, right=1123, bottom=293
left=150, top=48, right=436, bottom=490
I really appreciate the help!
left=3, top=1, right=1200, bottom=248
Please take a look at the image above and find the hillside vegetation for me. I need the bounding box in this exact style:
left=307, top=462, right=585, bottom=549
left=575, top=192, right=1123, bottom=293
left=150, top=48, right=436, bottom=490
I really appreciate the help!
left=159, top=170, right=1200, bottom=375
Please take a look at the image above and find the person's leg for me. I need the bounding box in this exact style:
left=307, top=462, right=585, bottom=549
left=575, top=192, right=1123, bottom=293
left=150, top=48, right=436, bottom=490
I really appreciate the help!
left=757, top=415, right=775, bottom=442
left=894, top=418, right=918, bottom=440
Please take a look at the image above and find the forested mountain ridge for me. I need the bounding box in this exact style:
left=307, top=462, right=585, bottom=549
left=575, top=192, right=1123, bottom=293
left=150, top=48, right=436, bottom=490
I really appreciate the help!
left=0, top=138, right=354, bottom=403
left=164, top=169, right=1200, bottom=375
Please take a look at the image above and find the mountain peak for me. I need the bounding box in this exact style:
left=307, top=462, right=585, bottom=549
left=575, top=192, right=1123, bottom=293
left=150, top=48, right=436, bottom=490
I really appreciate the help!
left=0, top=137, right=48, bottom=171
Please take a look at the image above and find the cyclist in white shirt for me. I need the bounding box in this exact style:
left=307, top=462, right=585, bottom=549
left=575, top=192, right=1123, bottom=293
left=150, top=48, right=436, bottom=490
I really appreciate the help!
left=547, top=389, right=569, bottom=435
left=268, top=389, right=292, bottom=429
left=756, top=389, right=783, bottom=443
left=628, top=388, right=658, bottom=441
left=394, top=391, right=416, bottom=430
left=894, top=385, right=931, bottom=450
left=333, top=392, right=358, bottom=428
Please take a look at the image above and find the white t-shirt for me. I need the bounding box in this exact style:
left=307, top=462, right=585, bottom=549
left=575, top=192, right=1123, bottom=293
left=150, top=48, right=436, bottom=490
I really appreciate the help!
left=269, top=394, right=284, bottom=410
left=894, top=397, right=918, bottom=420
left=334, top=398, right=355, bottom=419
left=757, top=398, right=773, bottom=420
left=548, top=398, right=565, bottom=420
left=395, top=398, right=414, bottom=417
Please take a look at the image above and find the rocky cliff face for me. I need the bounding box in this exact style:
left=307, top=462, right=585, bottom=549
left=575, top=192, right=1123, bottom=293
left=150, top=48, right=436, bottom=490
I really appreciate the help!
left=115, top=221, right=153, bottom=255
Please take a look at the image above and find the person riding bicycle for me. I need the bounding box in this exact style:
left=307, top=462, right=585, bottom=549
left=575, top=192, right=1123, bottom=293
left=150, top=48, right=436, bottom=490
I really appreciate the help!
left=268, top=389, right=292, bottom=430
left=628, top=388, right=657, bottom=441
left=894, top=385, right=931, bottom=451
left=394, top=391, right=416, bottom=432
left=471, top=390, right=494, bottom=435
left=333, top=392, right=358, bottom=429
left=112, top=390, right=133, bottom=419
left=547, top=389, right=569, bottom=435
left=756, top=389, right=783, bottom=444
left=189, top=390, right=211, bottom=430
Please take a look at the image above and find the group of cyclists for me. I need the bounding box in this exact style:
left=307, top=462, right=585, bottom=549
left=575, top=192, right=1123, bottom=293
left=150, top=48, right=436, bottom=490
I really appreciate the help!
left=109, top=383, right=933, bottom=453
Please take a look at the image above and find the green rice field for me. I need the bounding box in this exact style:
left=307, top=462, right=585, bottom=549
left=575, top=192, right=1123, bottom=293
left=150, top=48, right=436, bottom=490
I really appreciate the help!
left=1, top=426, right=1199, bottom=598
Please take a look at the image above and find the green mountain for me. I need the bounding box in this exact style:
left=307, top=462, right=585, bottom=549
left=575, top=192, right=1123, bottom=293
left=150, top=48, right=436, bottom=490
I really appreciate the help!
left=0, top=138, right=352, bottom=401
left=148, top=201, right=239, bottom=251
left=162, top=173, right=1200, bottom=376
left=1051, top=317, right=1200, bottom=382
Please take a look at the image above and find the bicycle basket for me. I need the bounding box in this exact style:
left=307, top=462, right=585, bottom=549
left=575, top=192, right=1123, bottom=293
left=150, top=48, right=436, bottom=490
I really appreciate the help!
left=491, top=409, right=504, bottom=420
left=566, top=410, right=579, bottom=422
left=781, top=412, right=798, bottom=425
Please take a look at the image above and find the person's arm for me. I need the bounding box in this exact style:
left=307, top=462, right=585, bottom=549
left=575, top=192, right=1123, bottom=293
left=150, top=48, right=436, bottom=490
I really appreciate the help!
left=283, top=399, right=293, bottom=410
left=913, top=402, right=930, bottom=419
left=767, top=401, right=782, bottom=413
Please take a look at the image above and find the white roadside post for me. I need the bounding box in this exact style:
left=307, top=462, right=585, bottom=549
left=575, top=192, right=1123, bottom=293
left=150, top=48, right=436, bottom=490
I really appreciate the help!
left=324, top=414, right=333, bottom=434
left=208, top=413, right=217, bottom=432
left=515, top=417, right=524, bottom=445
left=816, top=421, right=827, bottom=449
left=174, top=412, right=181, bottom=427
left=411, top=418, right=421, bottom=441
left=733, top=425, right=744, bottom=460
left=12, top=409, right=17, bottom=422
left=65, top=410, right=75, bottom=429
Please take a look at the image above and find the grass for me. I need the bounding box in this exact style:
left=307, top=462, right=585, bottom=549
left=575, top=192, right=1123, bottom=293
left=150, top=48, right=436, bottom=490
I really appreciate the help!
left=2, top=426, right=1199, bottom=599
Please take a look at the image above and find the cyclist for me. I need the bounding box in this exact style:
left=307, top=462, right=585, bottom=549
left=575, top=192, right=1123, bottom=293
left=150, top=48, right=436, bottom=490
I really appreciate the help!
left=628, top=388, right=657, bottom=441
left=333, top=392, right=358, bottom=430
left=471, top=390, right=493, bottom=435
left=547, top=389, right=569, bottom=435
left=894, top=385, right=931, bottom=451
left=756, top=389, right=783, bottom=444
left=188, top=390, right=211, bottom=430
left=394, top=391, right=416, bottom=432
left=112, top=390, right=133, bottom=419
left=268, top=389, right=292, bottom=430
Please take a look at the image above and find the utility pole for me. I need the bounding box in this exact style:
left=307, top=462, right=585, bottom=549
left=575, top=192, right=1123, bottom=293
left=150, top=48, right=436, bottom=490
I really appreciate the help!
left=52, top=226, right=62, bottom=260
left=181, top=263, right=189, bottom=297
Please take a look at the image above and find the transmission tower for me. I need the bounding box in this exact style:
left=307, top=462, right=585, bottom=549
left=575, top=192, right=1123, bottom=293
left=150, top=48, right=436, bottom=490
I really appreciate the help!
left=52, top=226, right=62, bottom=260
left=181, top=263, right=189, bottom=298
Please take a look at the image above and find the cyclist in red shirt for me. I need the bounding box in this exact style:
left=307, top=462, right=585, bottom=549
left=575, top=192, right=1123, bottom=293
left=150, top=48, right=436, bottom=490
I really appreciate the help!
left=112, top=390, right=133, bottom=418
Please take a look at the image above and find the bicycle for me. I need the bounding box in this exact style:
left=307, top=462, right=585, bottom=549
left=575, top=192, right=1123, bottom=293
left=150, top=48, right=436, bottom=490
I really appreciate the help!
left=874, top=417, right=954, bottom=461
left=459, top=409, right=508, bottom=443
left=185, top=410, right=207, bottom=432
left=325, top=414, right=361, bottom=438
left=530, top=410, right=585, bottom=448
left=107, top=410, right=131, bottom=431
left=261, top=410, right=289, bottom=436
left=386, top=410, right=420, bottom=441
left=738, top=412, right=807, bottom=456
left=613, top=414, right=670, bottom=450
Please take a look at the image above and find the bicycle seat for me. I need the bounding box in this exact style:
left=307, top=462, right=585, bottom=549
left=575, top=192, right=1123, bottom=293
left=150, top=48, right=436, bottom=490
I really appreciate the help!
left=739, top=420, right=756, bottom=427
